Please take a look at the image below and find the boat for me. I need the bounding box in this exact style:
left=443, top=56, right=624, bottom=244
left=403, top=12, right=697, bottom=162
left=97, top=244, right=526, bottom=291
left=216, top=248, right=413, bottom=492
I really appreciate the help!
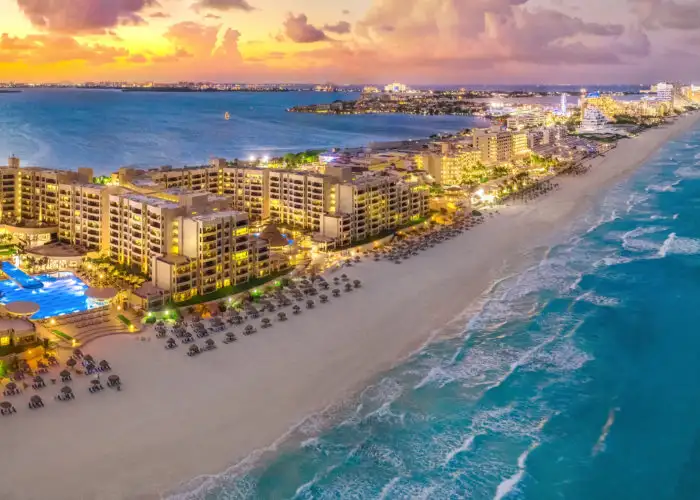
left=224, top=112, right=230, bottom=120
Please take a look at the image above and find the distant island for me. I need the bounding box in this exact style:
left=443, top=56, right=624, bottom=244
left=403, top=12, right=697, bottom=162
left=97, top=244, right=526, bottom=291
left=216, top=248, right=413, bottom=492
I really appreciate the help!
left=0, top=90, right=21, bottom=94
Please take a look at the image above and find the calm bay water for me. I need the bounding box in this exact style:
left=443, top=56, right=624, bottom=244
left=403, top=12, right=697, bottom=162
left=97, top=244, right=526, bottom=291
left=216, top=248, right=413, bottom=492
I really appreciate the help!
left=172, top=122, right=700, bottom=499
left=0, top=90, right=485, bottom=175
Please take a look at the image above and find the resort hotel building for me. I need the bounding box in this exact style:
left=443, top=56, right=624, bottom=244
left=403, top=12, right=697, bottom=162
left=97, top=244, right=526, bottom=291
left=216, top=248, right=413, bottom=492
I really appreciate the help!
left=0, top=155, right=428, bottom=309
left=472, top=129, right=530, bottom=164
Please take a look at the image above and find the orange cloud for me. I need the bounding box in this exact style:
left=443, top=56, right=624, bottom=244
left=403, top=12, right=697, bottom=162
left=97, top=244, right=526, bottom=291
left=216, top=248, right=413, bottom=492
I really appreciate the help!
left=0, top=33, right=129, bottom=64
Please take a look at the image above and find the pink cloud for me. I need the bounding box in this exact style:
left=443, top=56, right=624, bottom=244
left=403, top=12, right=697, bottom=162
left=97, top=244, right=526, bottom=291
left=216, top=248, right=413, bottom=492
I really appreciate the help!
left=191, top=0, right=254, bottom=12
left=16, top=0, right=159, bottom=32
left=283, top=13, right=328, bottom=43
left=323, top=21, right=351, bottom=35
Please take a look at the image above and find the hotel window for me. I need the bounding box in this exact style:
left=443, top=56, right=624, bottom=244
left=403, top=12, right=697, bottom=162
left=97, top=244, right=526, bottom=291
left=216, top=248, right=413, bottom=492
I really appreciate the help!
left=0, top=336, right=9, bottom=346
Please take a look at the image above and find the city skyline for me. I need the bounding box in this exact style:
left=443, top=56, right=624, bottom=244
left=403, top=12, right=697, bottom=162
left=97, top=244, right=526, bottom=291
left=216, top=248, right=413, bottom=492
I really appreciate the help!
left=1, top=0, right=700, bottom=84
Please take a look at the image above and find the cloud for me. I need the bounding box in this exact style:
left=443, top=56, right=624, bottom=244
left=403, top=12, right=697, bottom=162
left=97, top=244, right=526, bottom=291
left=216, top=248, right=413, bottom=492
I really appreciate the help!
left=342, top=9, right=350, bottom=15
left=150, top=11, right=170, bottom=18
left=351, top=0, right=641, bottom=68
left=283, top=13, right=328, bottom=43
left=191, top=0, right=254, bottom=12
left=0, top=32, right=129, bottom=64
left=630, top=0, right=700, bottom=30
left=16, top=0, right=159, bottom=32
left=128, top=53, right=148, bottom=63
left=160, top=21, right=242, bottom=65
left=323, top=21, right=351, bottom=35
left=204, top=13, right=221, bottom=19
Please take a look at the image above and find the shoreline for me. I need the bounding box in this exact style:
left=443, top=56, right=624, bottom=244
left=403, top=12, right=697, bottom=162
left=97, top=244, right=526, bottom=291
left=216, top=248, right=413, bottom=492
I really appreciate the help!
left=2, top=112, right=699, bottom=500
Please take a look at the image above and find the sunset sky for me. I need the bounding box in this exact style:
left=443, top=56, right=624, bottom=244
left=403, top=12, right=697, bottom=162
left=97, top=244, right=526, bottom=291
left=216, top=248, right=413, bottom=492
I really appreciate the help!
left=0, top=0, right=699, bottom=84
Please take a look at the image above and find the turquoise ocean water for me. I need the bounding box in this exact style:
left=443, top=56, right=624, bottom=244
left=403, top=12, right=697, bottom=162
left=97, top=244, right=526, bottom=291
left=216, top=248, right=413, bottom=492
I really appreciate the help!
left=0, top=90, right=485, bottom=175
left=172, top=122, right=700, bottom=499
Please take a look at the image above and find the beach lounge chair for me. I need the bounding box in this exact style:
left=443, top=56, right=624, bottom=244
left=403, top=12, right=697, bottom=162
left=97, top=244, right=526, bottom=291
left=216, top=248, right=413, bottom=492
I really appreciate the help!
left=28, top=395, right=44, bottom=409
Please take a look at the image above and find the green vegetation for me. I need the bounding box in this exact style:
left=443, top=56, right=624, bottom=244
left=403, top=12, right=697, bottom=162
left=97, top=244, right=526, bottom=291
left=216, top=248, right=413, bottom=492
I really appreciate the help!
left=117, top=315, right=132, bottom=328
left=51, top=330, right=73, bottom=342
left=92, top=175, right=112, bottom=185
left=175, top=269, right=291, bottom=307
left=337, top=216, right=430, bottom=250
left=0, top=243, right=17, bottom=257
left=613, top=114, right=640, bottom=125
left=578, top=133, right=624, bottom=143
left=282, top=149, right=324, bottom=167
left=0, top=339, right=41, bottom=357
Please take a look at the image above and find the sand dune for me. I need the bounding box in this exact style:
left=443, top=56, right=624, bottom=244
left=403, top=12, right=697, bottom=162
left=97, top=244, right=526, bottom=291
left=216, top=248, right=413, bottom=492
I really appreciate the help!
left=2, top=113, right=698, bottom=500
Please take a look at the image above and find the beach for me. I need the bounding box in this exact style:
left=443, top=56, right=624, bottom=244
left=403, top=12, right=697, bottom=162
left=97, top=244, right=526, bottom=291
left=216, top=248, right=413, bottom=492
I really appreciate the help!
left=3, top=112, right=699, bottom=500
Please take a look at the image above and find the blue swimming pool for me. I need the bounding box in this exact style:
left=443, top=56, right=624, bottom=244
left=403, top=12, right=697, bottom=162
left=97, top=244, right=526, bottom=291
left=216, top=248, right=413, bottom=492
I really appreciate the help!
left=1, top=262, right=44, bottom=289
left=0, top=271, right=94, bottom=319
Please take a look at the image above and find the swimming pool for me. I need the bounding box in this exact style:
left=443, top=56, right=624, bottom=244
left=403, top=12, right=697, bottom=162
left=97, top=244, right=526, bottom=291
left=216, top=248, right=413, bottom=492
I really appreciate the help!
left=1, top=262, right=44, bottom=289
left=0, top=272, right=95, bottom=319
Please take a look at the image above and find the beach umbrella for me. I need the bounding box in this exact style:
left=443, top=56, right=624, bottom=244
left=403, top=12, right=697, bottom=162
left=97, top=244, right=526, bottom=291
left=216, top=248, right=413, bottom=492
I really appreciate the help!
left=5, top=382, right=17, bottom=391
left=66, top=358, right=77, bottom=368
left=30, top=395, right=42, bottom=406
left=108, top=375, right=120, bottom=385
left=90, top=379, right=101, bottom=386
left=99, top=360, right=110, bottom=369
left=12, top=371, right=24, bottom=380
left=33, top=376, right=43, bottom=384
left=205, top=339, right=215, bottom=347
left=61, top=386, right=73, bottom=394
left=73, top=348, right=83, bottom=358
left=59, top=370, right=70, bottom=378
left=84, top=354, right=95, bottom=363
left=0, top=402, right=13, bottom=410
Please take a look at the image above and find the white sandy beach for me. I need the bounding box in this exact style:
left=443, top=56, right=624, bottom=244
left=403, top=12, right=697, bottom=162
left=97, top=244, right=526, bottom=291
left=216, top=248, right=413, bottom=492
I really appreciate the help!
left=2, top=112, right=699, bottom=500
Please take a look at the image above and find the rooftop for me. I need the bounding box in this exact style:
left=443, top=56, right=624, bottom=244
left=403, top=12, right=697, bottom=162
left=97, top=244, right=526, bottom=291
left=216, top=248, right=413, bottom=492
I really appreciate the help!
left=187, top=210, right=248, bottom=223
left=157, top=254, right=191, bottom=265
left=117, top=192, right=180, bottom=209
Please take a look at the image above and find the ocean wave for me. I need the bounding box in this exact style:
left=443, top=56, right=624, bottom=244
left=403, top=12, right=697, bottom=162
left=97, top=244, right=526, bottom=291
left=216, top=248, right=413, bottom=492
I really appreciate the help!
left=674, top=166, right=700, bottom=179
left=658, top=233, right=700, bottom=257
left=575, top=291, right=621, bottom=307
left=528, top=339, right=593, bottom=374
left=625, top=192, right=651, bottom=214
left=586, top=209, right=621, bottom=234
left=493, top=441, right=541, bottom=500
left=596, top=256, right=634, bottom=268
left=442, top=434, right=478, bottom=467
left=592, top=407, right=618, bottom=457
left=621, top=226, right=668, bottom=252
left=378, top=476, right=401, bottom=499
left=646, top=179, right=680, bottom=193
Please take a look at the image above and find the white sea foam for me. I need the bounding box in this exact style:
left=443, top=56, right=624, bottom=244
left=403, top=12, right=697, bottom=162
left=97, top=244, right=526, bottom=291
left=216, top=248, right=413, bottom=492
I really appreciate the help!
left=621, top=226, right=668, bottom=252
left=646, top=179, right=680, bottom=193
left=493, top=441, right=541, bottom=500
left=292, top=462, right=342, bottom=499
left=625, top=192, right=651, bottom=213
left=378, top=476, right=401, bottom=500
left=597, top=256, right=634, bottom=267
left=674, top=166, right=700, bottom=179
left=575, top=291, right=620, bottom=307
left=592, top=407, right=618, bottom=456
left=442, top=434, right=477, bottom=467
left=530, top=339, right=593, bottom=374
left=586, top=209, right=621, bottom=234
left=658, top=233, right=700, bottom=258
